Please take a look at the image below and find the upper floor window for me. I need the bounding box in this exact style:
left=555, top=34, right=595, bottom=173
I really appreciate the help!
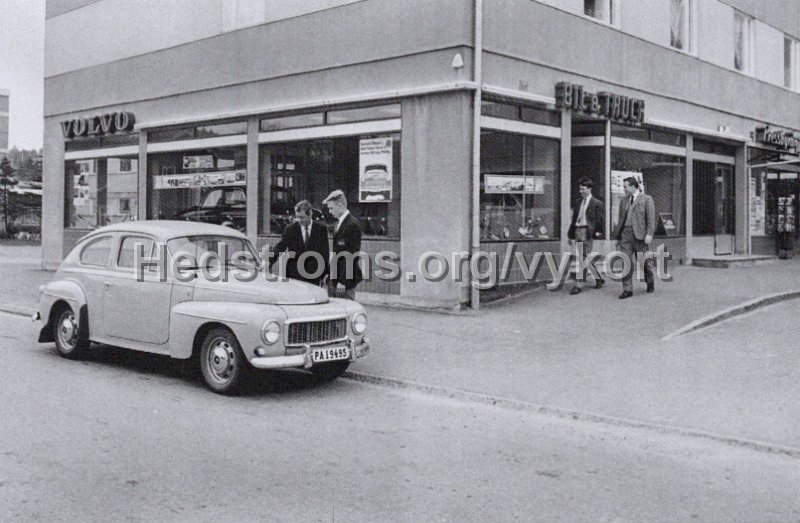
left=785, top=36, right=799, bottom=90
left=733, top=11, right=753, bottom=74
left=584, top=0, right=618, bottom=26
left=670, top=0, right=693, bottom=53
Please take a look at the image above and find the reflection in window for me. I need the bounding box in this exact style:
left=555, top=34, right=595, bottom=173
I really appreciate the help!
left=65, top=157, right=138, bottom=229
left=79, top=236, right=112, bottom=266
left=480, top=131, right=560, bottom=241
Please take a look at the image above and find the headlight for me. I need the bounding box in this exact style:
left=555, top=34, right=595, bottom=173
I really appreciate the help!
left=351, top=312, right=367, bottom=335
left=261, top=320, right=281, bottom=345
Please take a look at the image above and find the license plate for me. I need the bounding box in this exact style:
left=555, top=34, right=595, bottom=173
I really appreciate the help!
left=311, top=346, right=350, bottom=363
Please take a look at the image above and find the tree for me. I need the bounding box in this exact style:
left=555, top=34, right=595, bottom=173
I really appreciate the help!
left=0, top=157, right=19, bottom=236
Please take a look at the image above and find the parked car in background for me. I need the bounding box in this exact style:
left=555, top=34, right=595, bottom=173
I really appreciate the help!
left=34, top=221, right=370, bottom=394
left=174, top=186, right=246, bottom=231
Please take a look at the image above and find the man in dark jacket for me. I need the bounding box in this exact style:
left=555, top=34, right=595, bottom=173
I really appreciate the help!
left=567, top=178, right=605, bottom=294
left=269, top=200, right=329, bottom=285
left=323, top=190, right=363, bottom=300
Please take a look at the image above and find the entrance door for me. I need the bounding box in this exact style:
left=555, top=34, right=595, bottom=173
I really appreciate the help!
left=713, top=166, right=734, bottom=254
left=693, top=161, right=735, bottom=243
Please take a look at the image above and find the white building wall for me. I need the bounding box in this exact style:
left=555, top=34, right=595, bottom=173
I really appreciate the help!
left=620, top=0, right=670, bottom=48
left=45, top=0, right=363, bottom=78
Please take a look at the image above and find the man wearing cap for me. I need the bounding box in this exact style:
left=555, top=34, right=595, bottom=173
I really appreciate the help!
left=323, top=189, right=363, bottom=300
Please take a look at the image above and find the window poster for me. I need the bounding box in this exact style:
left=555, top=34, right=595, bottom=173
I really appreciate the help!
left=749, top=176, right=766, bottom=236
left=153, top=170, right=246, bottom=189
left=359, top=137, right=393, bottom=202
left=182, top=155, right=215, bottom=170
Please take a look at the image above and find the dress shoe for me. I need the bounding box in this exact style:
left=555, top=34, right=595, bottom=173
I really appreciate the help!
left=570, top=287, right=582, bottom=295
left=646, top=283, right=655, bottom=293
left=595, top=278, right=605, bottom=289
left=619, top=291, right=633, bottom=299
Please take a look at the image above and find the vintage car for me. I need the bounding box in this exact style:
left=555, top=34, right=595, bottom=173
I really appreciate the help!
left=34, top=221, right=369, bottom=394
left=173, top=186, right=247, bottom=231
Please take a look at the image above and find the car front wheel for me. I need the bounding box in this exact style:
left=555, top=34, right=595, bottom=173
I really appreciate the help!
left=53, top=305, right=88, bottom=359
left=200, top=328, right=249, bottom=394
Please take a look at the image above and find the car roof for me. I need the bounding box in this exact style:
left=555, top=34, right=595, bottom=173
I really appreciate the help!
left=84, top=220, right=248, bottom=242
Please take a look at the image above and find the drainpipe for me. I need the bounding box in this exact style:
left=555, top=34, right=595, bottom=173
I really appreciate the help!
left=470, top=0, right=483, bottom=310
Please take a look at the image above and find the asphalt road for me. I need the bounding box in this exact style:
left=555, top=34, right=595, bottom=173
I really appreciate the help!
left=1, top=313, right=799, bottom=522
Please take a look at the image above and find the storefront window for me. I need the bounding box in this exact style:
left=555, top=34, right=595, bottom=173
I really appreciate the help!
left=65, top=156, right=139, bottom=229
left=259, top=133, right=400, bottom=238
left=149, top=122, right=247, bottom=143
left=148, top=146, right=247, bottom=232
left=611, top=149, right=686, bottom=236
left=480, top=131, right=560, bottom=241
left=481, top=100, right=560, bottom=127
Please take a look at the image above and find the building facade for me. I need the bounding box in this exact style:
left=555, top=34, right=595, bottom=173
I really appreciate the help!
left=43, top=0, right=800, bottom=308
left=0, top=88, right=9, bottom=160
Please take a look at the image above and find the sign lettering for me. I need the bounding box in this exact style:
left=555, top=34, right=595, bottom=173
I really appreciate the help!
left=61, top=111, right=136, bottom=139
left=555, top=82, right=645, bottom=124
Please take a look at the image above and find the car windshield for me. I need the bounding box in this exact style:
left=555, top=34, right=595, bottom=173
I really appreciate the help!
left=167, top=235, right=261, bottom=271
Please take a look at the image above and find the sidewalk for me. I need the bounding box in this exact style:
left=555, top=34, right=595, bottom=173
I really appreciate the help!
left=3, top=245, right=800, bottom=449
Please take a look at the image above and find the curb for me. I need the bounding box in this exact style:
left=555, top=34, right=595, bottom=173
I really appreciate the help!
left=342, top=370, right=800, bottom=460
left=0, top=302, right=36, bottom=318
left=662, top=289, right=800, bottom=340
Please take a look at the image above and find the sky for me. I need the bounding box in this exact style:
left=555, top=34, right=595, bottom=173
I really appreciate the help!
left=0, top=0, right=45, bottom=150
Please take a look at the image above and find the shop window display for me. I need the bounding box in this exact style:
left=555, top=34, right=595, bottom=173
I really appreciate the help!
left=610, top=149, right=686, bottom=236
left=148, top=146, right=247, bottom=231
left=480, top=131, right=560, bottom=241
left=65, top=156, right=139, bottom=229
left=259, top=134, right=400, bottom=238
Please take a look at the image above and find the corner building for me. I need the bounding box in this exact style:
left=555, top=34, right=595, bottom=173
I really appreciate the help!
left=43, top=0, right=800, bottom=309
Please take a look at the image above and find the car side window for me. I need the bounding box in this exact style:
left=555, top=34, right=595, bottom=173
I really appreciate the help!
left=117, top=236, right=155, bottom=269
left=79, top=236, right=113, bottom=267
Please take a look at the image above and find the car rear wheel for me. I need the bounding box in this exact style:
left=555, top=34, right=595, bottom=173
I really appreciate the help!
left=311, top=360, right=350, bottom=382
left=200, top=328, right=249, bottom=395
left=53, top=305, right=88, bottom=359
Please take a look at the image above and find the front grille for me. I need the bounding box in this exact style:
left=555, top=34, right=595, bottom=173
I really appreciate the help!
left=287, top=318, right=347, bottom=346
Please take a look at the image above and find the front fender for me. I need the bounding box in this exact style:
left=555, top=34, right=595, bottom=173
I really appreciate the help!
left=169, top=301, right=287, bottom=360
left=38, top=279, right=89, bottom=343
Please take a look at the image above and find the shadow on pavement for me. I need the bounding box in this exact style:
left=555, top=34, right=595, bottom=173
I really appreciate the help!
left=40, top=343, right=331, bottom=396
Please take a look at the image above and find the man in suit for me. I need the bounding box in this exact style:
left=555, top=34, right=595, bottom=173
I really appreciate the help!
left=269, top=200, right=329, bottom=286
left=567, top=178, right=605, bottom=295
left=612, top=177, right=656, bottom=299
left=323, top=189, right=363, bottom=301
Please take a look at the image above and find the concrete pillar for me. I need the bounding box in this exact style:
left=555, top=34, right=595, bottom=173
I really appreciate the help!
left=41, top=118, right=65, bottom=270
left=246, top=116, right=259, bottom=247
left=560, top=110, right=572, bottom=254
left=603, top=119, right=611, bottom=241
left=735, top=144, right=749, bottom=254
left=137, top=130, right=147, bottom=221
left=685, top=135, right=694, bottom=264
left=400, top=92, right=472, bottom=309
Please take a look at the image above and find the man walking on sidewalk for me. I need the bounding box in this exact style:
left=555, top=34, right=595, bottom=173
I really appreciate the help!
left=567, top=178, right=605, bottom=295
left=612, top=176, right=656, bottom=299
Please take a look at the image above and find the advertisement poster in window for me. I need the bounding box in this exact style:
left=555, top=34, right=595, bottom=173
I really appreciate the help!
left=484, top=175, right=546, bottom=194
left=749, top=176, right=766, bottom=236
left=359, top=138, right=393, bottom=202
left=153, top=170, right=246, bottom=189
left=182, top=155, right=215, bottom=170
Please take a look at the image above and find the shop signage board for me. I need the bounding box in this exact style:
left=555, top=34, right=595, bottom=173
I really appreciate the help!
left=183, top=155, right=215, bottom=169
left=359, top=138, right=393, bottom=202
left=484, top=175, right=545, bottom=194
left=61, top=111, right=135, bottom=138
left=153, top=170, right=246, bottom=189
left=754, top=126, right=799, bottom=154
left=555, top=82, right=645, bottom=124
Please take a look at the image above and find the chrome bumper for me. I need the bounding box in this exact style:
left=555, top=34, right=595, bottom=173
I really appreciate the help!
left=249, top=338, right=370, bottom=370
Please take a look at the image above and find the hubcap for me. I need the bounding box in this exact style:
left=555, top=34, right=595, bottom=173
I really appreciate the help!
left=58, top=311, right=78, bottom=350
left=207, top=339, right=235, bottom=384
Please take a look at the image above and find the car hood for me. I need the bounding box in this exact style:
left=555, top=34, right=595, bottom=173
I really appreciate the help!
left=191, top=272, right=329, bottom=305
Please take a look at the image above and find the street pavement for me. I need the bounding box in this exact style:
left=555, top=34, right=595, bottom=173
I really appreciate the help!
left=1, top=314, right=799, bottom=522
left=2, top=245, right=800, bottom=520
